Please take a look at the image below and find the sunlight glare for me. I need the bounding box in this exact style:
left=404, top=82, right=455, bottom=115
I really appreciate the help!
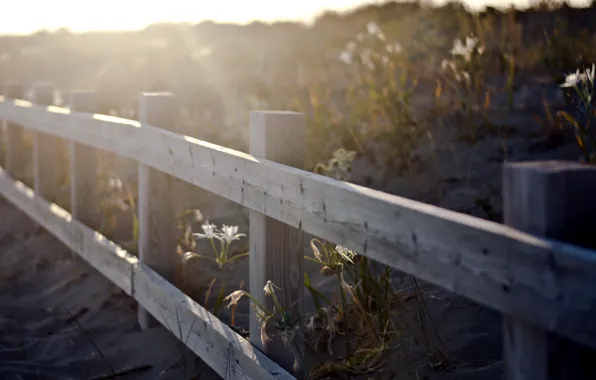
left=0, top=0, right=375, bottom=35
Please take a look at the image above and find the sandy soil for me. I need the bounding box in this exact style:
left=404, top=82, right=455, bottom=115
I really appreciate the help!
left=0, top=197, right=220, bottom=380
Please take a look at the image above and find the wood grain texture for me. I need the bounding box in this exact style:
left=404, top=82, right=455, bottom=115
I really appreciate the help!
left=503, top=161, right=596, bottom=380
left=69, top=92, right=99, bottom=225
left=32, top=83, right=64, bottom=205
left=0, top=165, right=294, bottom=380
left=249, top=111, right=305, bottom=375
left=2, top=101, right=596, bottom=349
left=1, top=84, right=25, bottom=180
left=137, top=92, right=179, bottom=331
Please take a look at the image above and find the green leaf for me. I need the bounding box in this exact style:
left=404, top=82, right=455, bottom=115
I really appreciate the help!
left=304, top=272, right=333, bottom=312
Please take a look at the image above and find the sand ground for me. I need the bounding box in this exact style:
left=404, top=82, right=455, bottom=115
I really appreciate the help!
left=0, top=197, right=221, bottom=380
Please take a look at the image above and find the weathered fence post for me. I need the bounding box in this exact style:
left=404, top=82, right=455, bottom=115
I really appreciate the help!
left=503, top=160, right=596, bottom=380
left=69, top=91, right=98, bottom=224
left=2, top=83, right=25, bottom=179
left=249, top=111, right=305, bottom=375
left=32, top=83, right=65, bottom=204
left=137, top=92, right=178, bottom=330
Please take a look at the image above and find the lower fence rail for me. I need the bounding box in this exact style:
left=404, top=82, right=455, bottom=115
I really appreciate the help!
left=0, top=166, right=295, bottom=380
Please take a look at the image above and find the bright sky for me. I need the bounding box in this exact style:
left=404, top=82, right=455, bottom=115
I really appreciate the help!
left=0, top=0, right=591, bottom=35
left=0, top=0, right=374, bottom=34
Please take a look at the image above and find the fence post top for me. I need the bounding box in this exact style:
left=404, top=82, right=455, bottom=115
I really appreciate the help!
left=70, top=90, right=96, bottom=96
left=504, top=160, right=596, bottom=173
left=139, top=92, right=175, bottom=98
left=250, top=110, right=303, bottom=116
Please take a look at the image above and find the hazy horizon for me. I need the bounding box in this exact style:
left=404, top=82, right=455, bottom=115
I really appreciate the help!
left=0, top=0, right=591, bottom=35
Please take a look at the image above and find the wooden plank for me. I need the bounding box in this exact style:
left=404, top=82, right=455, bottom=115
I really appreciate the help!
left=1, top=84, right=26, bottom=180
left=0, top=166, right=135, bottom=295
left=32, top=83, right=64, bottom=204
left=503, top=161, right=596, bottom=380
left=249, top=111, right=305, bottom=375
left=0, top=165, right=294, bottom=380
left=137, top=92, right=179, bottom=331
left=503, top=319, right=547, bottom=379
left=133, top=263, right=295, bottom=380
left=2, top=100, right=596, bottom=349
left=69, top=91, right=99, bottom=224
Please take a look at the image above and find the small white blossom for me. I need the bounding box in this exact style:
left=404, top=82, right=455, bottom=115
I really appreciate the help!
left=561, top=70, right=584, bottom=88
left=219, top=224, right=245, bottom=243
left=450, top=35, right=482, bottom=58
left=193, top=221, right=217, bottom=239
left=335, top=245, right=356, bottom=263
left=224, top=290, right=246, bottom=308
left=108, top=177, right=123, bottom=191
left=441, top=59, right=454, bottom=72
left=263, top=280, right=277, bottom=297
left=339, top=50, right=353, bottom=65
left=560, top=64, right=595, bottom=88
left=366, top=21, right=385, bottom=40
left=386, top=42, right=402, bottom=54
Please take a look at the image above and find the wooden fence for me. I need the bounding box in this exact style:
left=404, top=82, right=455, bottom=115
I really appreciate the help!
left=1, top=83, right=596, bottom=380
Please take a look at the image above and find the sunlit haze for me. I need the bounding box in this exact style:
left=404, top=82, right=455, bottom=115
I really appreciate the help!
left=0, top=0, right=592, bottom=35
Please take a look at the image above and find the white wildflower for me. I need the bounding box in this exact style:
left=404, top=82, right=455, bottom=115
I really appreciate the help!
left=560, top=64, right=595, bottom=88
left=450, top=35, right=482, bottom=58
left=108, top=177, right=123, bottom=191
left=264, top=280, right=276, bottom=297
left=441, top=59, right=454, bottom=72
left=339, top=50, right=353, bottom=65
left=193, top=221, right=217, bottom=239
left=224, top=290, right=246, bottom=308
left=386, top=42, right=402, bottom=54
left=366, top=21, right=385, bottom=40
left=560, top=70, right=584, bottom=88
left=335, top=245, right=356, bottom=263
left=219, top=224, right=246, bottom=243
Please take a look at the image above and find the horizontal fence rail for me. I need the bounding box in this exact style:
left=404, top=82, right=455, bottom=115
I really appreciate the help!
left=1, top=90, right=596, bottom=379
left=0, top=162, right=293, bottom=380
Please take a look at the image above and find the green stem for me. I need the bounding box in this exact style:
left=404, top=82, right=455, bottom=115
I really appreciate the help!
left=209, top=238, right=219, bottom=261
